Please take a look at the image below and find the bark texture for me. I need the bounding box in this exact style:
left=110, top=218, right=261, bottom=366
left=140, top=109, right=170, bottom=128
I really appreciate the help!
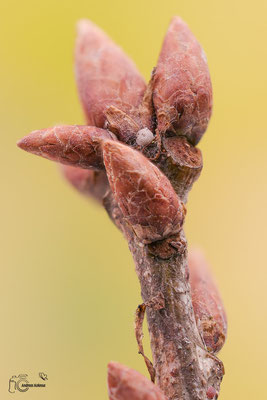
left=103, top=144, right=224, bottom=399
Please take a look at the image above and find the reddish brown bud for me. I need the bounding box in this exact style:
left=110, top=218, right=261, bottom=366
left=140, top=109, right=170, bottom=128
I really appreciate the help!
left=189, top=249, right=227, bottom=353
left=75, top=19, right=146, bottom=129
left=153, top=17, right=213, bottom=145
left=103, top=140, right=185, bottom=243
left=17, top=125, right=116, bottom=170
left=107, top=362, right=166, bottom=400
left=61, top=165, right=109, bottom=202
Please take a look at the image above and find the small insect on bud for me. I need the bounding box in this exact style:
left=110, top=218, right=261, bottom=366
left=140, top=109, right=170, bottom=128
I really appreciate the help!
left=61, top=165, right=109, bottom=202
left=153, top=17, right=213, bottom=145
left=75, top=19, right=146, bottom=129
left=17, top=125, right=116, bottom=170
left=107, top=362, right=166, bottom=400
left=103, top=140, right=185, bottom=243
left=136, top=128, right=154, bottom=147
left=189, top=249, right=227, bottom=354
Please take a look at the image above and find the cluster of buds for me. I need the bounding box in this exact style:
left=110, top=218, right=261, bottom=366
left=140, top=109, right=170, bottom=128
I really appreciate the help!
left=18, top=17, right=226, bottom=400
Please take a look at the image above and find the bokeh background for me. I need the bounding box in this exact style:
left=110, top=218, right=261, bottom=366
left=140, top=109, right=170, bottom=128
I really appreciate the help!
left=1, top=0, right=267, bottom=398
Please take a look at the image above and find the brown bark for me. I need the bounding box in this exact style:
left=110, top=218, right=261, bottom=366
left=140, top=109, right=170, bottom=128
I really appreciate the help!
left=128, top=234, right=223, bottom=400
left=103, top=145, right=224, bottom=399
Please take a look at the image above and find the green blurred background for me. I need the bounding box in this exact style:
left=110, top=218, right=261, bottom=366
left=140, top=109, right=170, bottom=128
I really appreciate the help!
left=1, top=0, right=267, bottom=398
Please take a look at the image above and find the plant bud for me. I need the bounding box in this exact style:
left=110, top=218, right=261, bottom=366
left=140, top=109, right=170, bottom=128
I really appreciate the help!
left=189, top=249, right=227, bottom=353
left=61, top=165, right=109, bottom=202
left=103, top=140, right=185, bottom=243
left=153, top=17, right=213, bottom=145
left=17, top=125, right=116, bottom=170
left=75, top=19, right=146, bottom=129
left=107, top=362, right=166, bottom=400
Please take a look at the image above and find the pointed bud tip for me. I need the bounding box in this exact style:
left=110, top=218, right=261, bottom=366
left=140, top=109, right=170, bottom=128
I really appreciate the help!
left=17, top=131, right=41, bottom=154
left=107, top=361, right=122, bottom=378
left=17, top=125, right=115, bottom=169
left=76, top=19, right=96, bottom=35
left=17, top=137, right=26, bottom=150
left=167, top=16, right=191, bottom=36
left=169, top=15, right=183, bottom=25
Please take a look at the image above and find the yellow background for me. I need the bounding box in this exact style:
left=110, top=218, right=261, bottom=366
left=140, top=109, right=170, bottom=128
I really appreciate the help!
left=1, top=0, right=267, bottom=398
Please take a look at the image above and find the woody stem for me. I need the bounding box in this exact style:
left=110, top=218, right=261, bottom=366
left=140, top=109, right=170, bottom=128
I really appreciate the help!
left=103, top=139, right=224, bottom=400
